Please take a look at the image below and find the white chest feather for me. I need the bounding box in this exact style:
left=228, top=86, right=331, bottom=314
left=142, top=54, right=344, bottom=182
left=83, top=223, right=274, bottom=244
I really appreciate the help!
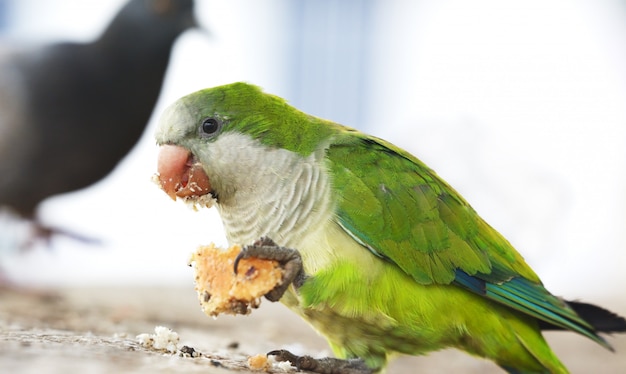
left=197, top=133, right=336, bottom=261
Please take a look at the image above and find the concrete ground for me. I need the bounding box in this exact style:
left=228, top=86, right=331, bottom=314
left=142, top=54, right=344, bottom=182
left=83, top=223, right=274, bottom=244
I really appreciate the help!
left=0, top=286, right=624, bottom=373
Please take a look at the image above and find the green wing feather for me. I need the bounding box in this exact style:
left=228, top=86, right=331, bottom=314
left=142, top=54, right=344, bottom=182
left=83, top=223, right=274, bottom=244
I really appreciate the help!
left=326, top=131, right=534, bottom=284
left=326, top=130, right=608, bottom=348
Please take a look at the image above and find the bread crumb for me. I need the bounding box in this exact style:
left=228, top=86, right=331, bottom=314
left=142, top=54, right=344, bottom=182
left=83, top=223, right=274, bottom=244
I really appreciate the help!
left=248, top=354, right=271, bottom=371
left=136, top=326, right=179, bottom=353
left=152, top=172, right=215, bottom=210
left=179, top=345, right=200, bottom=358
left=183, top=192, right=216, bottom=211
left=247, top=354, right=296, bottom=372
left=275, top=359, right=297, bottom=371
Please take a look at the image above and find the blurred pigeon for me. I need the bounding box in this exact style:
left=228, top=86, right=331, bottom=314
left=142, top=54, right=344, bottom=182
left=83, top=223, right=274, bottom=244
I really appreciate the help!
left=0, top=0, right=197, bottom=244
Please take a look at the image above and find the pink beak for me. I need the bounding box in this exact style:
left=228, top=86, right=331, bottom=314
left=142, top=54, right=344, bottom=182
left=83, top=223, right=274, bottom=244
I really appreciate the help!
left=157, top=145, right=212, bottom=200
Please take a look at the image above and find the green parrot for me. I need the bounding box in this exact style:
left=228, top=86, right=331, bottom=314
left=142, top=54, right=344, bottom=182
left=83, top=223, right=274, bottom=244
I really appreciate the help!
left=155, top=82, right=626, bottom=373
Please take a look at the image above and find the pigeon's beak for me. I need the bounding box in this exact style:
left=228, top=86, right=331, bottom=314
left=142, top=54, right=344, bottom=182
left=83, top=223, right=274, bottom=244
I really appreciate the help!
left=187, top=10, right=200, bottom=30
left=186, top=3, right=210, bottom=38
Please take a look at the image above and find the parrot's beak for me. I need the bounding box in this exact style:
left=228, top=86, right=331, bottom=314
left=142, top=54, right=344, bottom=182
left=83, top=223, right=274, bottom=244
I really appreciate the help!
left=156, top=144, right=211, bottom=200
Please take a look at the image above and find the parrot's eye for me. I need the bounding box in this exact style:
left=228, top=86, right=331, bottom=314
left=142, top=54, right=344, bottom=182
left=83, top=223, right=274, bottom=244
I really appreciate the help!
left=200, top=117, right=221, bottom=136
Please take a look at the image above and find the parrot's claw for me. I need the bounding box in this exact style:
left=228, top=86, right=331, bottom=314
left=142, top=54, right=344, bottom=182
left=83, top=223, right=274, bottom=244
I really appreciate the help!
left=234, top=236, right=305, bottom=302
left=268, top=350, right=375, bottom=374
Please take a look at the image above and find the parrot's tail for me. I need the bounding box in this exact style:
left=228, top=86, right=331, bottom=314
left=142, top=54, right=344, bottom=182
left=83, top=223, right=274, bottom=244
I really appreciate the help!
left=538, top=300, right=626, bottom=333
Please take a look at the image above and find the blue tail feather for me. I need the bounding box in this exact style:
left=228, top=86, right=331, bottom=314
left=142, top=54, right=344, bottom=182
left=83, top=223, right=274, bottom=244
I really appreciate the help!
left=454, top=269, right=611, bottom=350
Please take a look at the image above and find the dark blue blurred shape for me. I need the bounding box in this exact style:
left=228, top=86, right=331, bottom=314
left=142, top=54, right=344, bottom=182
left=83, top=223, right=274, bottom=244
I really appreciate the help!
left=0, top=0, right=197, bottom=241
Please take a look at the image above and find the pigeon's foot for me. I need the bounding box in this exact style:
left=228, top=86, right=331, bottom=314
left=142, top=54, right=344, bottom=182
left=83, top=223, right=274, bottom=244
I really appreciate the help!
left=27, top=221, right=102, bottom=249
left=269, top=350, right=376, bottom=374
left=234, top=237, right=305, bottom=302
left=0, top=209, right=100, bottom=251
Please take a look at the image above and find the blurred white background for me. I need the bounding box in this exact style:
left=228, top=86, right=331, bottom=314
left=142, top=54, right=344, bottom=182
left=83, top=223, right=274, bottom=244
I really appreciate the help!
left=2, top=0, right=626, bottom=301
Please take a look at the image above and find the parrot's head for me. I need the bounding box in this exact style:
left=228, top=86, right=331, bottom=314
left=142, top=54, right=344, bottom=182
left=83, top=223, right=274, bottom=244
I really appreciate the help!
left=155, top=82, right=336, bottom=206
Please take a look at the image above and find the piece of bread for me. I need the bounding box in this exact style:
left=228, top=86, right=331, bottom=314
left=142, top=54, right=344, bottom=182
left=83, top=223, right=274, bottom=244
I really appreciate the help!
left=248, top=354, right=271, bottom=371
left=189, top=243, right=283, bottom=317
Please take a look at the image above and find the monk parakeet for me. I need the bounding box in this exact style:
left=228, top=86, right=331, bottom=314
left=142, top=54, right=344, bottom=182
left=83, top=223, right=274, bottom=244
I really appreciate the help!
left=155, top=82, right=626, bottom=373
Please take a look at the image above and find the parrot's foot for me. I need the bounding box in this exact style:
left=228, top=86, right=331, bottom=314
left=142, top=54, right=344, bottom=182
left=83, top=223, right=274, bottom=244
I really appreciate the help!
left=234, top=237, right=305, bottom=302
left=269, top=350, right=375, bottom=374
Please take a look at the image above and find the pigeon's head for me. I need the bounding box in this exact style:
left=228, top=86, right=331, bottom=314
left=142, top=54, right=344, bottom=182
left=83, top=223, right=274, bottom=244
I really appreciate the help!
left=103, top=0, right=198, bottom=48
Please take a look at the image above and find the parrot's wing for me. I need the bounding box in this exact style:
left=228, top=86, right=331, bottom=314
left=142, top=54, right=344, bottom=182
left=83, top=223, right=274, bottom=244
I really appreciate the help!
left=326, top=134, right=528, bottom=285
left=326, top=133, right=607, bottom=347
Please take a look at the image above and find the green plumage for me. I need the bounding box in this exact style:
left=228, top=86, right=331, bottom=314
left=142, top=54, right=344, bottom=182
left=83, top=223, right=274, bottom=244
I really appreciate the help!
left=326, top=131, right=606, bottom=347
left=156, top=82, right=625, bottom=374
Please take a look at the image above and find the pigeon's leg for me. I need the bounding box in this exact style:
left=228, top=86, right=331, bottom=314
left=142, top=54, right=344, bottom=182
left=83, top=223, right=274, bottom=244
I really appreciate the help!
left=233, top=237, right=305, bottom=302
left=26, top=220, right=102, bottom=249
left=269, top=350, right=376, bottom=374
